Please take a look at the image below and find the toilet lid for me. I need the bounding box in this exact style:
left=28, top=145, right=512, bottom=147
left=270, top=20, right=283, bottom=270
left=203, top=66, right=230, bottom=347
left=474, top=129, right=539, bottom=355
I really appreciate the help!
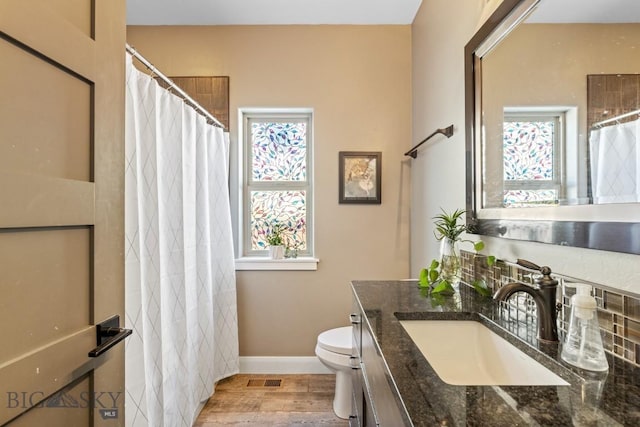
left=317, top=326, right=352, bottom=355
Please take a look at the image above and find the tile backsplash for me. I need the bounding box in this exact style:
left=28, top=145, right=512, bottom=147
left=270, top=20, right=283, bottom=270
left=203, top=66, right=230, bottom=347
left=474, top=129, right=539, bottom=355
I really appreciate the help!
left=460, top=250, right=640, bottom=367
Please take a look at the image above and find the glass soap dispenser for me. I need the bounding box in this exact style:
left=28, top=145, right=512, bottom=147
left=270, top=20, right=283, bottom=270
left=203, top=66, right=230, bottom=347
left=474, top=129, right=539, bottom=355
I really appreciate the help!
left=561, top=284, right=609, bottom=372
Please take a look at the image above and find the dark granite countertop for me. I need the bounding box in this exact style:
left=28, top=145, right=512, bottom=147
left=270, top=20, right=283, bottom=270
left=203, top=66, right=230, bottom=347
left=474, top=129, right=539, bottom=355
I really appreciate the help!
left=351, top=280, right=640, bottom=427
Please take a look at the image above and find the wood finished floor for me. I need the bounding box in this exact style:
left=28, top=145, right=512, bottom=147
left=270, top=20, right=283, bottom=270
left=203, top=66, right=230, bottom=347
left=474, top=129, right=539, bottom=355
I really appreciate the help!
left=194, top=374, right=349, bottom=426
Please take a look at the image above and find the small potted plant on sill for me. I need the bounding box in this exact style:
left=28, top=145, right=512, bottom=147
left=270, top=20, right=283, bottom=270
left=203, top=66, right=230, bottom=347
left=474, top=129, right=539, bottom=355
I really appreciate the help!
left=266, top=223, right=286, bottom=259
left=284, top=241, right=300, bottom=259
left=419, top=208, right=495, bottom=297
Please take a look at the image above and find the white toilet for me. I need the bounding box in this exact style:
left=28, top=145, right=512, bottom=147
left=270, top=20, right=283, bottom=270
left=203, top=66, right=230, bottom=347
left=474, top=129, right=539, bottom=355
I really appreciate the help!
left=315, top=326, right=353, bottom=419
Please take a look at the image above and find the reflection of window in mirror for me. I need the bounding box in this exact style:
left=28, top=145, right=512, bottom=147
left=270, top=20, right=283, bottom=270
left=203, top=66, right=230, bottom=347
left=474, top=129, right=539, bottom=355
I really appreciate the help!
left=502, top=112, right=563, bottom=207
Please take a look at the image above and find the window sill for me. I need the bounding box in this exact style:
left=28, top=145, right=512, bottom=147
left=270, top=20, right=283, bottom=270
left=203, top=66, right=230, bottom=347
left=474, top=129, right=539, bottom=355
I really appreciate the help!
left=235, top=257, right=319, bottom=271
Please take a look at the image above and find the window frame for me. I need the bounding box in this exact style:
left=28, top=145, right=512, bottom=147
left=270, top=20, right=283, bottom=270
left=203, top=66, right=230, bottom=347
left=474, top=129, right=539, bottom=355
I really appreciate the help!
left=237, top=108, right=316, bottom=268
left=502, top=111, right=566, bottom=206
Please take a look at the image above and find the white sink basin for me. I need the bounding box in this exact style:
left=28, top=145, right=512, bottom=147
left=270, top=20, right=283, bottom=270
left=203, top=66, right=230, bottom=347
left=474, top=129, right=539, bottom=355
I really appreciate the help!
left=399, top=320, right=569, bottom=386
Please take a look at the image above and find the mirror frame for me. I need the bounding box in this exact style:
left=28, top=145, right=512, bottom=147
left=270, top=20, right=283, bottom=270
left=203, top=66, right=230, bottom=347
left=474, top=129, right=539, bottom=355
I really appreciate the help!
left=464, top=0, right=640, bottom=255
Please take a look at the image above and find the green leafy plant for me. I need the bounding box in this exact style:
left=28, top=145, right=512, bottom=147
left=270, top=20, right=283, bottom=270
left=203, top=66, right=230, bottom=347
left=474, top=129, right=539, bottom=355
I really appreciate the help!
left=419, top=208, right=496, bottom=297
left=471, top=276, right=492, bottom=297
left=419, top=259, right=456, bottom=296
left=467, top=242, right=496, bottom=297
left=419, top=255, right=495, bottom=297
left=433, top=208, right=468, bottom=241
left=266, top=223, right=285, bottom=246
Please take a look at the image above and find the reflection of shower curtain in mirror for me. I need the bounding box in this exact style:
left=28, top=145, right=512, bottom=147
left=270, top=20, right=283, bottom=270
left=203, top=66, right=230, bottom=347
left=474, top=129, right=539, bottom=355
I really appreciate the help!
left=589, top=119, right=640, bottom=204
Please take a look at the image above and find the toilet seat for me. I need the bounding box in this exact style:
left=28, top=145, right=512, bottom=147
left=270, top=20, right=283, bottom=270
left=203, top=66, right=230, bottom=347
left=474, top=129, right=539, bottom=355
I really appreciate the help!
left=317, top=326, right=352, bottom=355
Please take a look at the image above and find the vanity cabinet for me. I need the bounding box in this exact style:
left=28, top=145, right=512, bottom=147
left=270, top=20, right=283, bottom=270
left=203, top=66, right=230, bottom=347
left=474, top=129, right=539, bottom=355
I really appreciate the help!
left=350, top=292, right=410, bottom=427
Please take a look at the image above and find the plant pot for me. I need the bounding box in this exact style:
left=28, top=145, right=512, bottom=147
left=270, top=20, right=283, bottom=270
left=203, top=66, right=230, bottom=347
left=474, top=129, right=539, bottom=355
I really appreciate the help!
left=269, top=245, right=285, bottom=260
left=439, top=238, right=461, bottom=287
left=285, top=247, right=298, bottom=259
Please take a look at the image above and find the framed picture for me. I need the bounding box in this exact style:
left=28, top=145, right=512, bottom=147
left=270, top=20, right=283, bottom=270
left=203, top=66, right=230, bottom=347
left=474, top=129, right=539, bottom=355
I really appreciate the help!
left=338, top=151, right=382, bottom=204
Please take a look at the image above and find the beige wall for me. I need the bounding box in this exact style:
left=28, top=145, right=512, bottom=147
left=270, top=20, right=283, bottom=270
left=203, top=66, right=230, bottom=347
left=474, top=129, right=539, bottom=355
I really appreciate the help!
left=485, top=23, right=640, bottom=110
left=410, top=1, right=482, bottom=270
left=411, top=1, right=640, bottom=292
left=127, top=25, right=412, bottom=356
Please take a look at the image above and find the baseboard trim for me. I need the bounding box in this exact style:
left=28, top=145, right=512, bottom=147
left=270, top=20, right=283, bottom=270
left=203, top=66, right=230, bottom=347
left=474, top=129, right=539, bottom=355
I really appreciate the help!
left=239, top=356, right=332, bottom=374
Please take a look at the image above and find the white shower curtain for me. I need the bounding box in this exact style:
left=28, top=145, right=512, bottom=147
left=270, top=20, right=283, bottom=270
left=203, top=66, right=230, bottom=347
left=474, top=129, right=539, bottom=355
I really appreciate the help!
left=124, top=54, right=239, bottom=427
left=590, top=118, right=640, bottom=204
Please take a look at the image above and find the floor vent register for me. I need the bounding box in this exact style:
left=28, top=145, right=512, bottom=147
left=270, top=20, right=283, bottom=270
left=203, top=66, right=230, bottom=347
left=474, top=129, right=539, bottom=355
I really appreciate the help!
left=246, top=378, right=282, bottom=387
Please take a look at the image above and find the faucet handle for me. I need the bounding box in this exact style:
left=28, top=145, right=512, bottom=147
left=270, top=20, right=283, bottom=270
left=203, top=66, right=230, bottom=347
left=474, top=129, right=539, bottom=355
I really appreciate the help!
left=517, top=259, right=557, bottom=287
left=516, top=258, right=542, bottom=271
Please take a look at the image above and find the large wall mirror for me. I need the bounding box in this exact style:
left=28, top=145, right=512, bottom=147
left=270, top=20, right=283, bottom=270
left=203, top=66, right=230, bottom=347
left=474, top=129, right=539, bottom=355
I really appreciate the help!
left=465, top=0, right=640, bottom=255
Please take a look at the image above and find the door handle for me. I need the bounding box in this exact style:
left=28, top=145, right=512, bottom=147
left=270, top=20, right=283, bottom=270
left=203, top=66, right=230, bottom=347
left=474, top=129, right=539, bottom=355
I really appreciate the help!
left=88, top=315, right=132, bottom=357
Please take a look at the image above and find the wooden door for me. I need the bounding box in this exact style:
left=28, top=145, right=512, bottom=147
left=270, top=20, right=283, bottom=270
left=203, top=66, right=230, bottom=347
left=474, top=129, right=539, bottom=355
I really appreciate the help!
left=0, top=0, right=126, bottom=425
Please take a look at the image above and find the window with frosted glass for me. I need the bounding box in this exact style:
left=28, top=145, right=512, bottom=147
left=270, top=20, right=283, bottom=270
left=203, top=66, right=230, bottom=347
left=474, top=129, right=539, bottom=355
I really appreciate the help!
left=502, top=114, right=563, bottom=208
left=250, top=190, right=306, bottom=250
left=244, top=114, right=312, bottom=255
left=503, top=189, right=558, bottom=208
left=503, top=121, right=554, bottom=181
left=251, top=122, right=307, bottom=182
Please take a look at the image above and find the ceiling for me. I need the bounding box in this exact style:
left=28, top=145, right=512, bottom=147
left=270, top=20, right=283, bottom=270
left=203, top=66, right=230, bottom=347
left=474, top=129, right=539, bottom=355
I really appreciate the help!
left=528, top=0, right=640, bottom=23
left=126, top=0, right=640, bottom=27
left=126, top=0, right=424, bottom=25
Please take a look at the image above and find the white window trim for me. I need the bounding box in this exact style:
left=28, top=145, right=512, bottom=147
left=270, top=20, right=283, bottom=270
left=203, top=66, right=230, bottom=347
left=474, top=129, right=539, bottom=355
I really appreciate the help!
left=235, top=257, right=320, bottom=271
left=235, top=107, right=318, bottom=271
left=502, top=108, right=568, bottom=206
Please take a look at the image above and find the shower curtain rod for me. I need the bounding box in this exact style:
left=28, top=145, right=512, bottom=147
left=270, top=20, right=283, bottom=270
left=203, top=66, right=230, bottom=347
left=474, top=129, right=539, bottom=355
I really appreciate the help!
left=591, top=109, right=640, bottom=129
left=125, top=44, right=225, bottom=129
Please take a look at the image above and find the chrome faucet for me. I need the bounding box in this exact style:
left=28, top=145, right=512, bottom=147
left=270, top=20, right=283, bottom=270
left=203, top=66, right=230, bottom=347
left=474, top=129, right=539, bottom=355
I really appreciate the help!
left=493, top=259, right=559, bottom=342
